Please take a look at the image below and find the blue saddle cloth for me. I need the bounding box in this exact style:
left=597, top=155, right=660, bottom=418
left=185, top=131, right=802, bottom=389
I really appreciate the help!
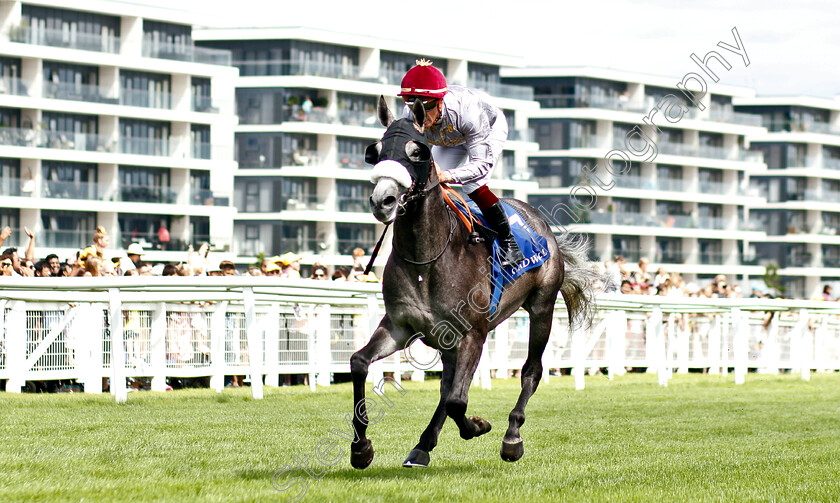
left=455, top=199, right=551, bottom=315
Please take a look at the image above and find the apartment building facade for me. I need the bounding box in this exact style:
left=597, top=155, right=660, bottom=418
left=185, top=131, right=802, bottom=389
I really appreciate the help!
left=501, top=67, right=769, bottom=289
left=735, top=97, right=840, bottom=298
left=0, top=0, right=237, bottom=263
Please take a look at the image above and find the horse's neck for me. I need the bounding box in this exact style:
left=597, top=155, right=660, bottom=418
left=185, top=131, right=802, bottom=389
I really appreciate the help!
left=394, top=188, right=453, bottom=260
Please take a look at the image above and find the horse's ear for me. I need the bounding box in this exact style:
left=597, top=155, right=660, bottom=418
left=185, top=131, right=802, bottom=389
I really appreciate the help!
left=364, top=142, right=381, bottom=165
left=411, top=99, right=426, bottom=132
left=377, top=95, right=394, bottom=127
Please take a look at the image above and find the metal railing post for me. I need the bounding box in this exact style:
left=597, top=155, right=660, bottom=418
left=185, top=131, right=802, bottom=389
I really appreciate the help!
left=109, top=289, right=127, bottom=403
left=209, top=301, right=228, bottom=392
left=243, top=287, right=263, bottom=399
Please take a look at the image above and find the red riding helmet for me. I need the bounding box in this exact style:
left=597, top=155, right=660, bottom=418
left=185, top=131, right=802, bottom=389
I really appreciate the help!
left=398, top=59, right=448, bottom=100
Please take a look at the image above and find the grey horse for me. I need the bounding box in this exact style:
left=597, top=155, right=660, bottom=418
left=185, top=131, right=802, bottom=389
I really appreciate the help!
left=350, top=96, right=601, bottom=469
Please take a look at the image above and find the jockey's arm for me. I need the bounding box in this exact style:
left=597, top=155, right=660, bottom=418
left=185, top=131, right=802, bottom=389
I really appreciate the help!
left=443, top=110, right=506, bottom=186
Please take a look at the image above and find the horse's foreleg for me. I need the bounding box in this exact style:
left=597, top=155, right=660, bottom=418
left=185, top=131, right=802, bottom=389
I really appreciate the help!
left=501, top=304, right=554, bottom=462
left=444, top=333, right=492, bottom=441
left=349, top=315, right=406, bottom=469
left=403, top=352, right=456, bottom=468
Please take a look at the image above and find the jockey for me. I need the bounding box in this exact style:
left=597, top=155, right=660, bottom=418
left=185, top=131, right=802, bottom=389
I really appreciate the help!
left=399, top=59, right=524, bottom=267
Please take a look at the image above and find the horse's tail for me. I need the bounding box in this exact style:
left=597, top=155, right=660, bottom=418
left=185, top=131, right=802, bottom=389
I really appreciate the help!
left=555, top=233, right=603, bottom=330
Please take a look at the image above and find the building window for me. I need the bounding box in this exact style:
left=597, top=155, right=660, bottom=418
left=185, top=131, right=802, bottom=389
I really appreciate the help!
left=120, top=70, right=171, bottom=108
left=192, top=77, right=214, bottom=112
left=41, top=210, right=96, bottom=248
left=337, top=181, right=371, bottom=213
left=336, top=223, right=376, bottom=255
left=20, top=5, right=120, bottom=53
left=119, top=166, right=171, bottom=203
left=119, top=119, right=170, bottom=156
left=42, top=161, right=97, bottom=200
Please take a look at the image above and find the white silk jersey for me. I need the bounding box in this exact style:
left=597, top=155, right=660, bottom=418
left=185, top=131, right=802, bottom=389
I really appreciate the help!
left=402, top=85, right=508, bottom=193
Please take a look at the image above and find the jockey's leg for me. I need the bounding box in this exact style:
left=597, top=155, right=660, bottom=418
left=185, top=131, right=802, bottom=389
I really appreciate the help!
left=470, top=185, right=524, bottom=268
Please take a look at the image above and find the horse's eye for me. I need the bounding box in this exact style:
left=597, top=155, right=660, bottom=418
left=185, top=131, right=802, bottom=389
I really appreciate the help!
left=406, top=142, right=421, bottom=161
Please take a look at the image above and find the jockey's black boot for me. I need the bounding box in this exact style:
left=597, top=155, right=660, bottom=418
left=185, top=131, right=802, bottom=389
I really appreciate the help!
left=483, top=202, right=525, bottom=268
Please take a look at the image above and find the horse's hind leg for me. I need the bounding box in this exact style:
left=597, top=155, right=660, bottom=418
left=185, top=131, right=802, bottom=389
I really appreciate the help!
left=501, top=296, right=556, bottom=462
left=403, top=352, right=455, bottom=468
left=349, top=315, right=408, bottom=469
left=444, top=333, right=492, bottom=441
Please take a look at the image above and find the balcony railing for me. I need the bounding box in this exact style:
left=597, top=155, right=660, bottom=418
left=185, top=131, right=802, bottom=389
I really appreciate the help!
left=697, top=216, right=727, bottom=230
left=0, top=177, right=30, bottom=197
left=276, top=237, right=320, bottom=254
left=739, top=219, right=764, bottom=232
left=191, top=189, right=231, bottom=207
left=119, top=137, right=171, bottom=156
left=568, top=133, right=602, bottom=149
left=283, top=195, right=324, bottom=211
left=0, top=77, right=30, bottom=97
left=612, top=249, right=641, bottom=262
left=120, top=88, right=172, bottom=109
left=467, top=80, right=534, bottom=101
left=824, top=158, right=840, bottom=171
left=337, top=197, right=369, bottom=213
left=655, top=250, right=687, bottom=264
left=142, top=42, right=231, bottom=66
left=699, top=181, right=729, bottom=195
left=284, top=105, right=335, bottom=124
left=822, top=191, right=840, bottom=203
left=279, top=150, right=322, bottom=167
left=191, top=96, right=219, bottom=113
left=42, top=180, right=102, bottom=200
left=708, top=108, right=763, bottom=126
left=508, top=128, right=535, bottom=142
left=11, top=25, right=120, bottom=53
left=337, top=109, right=380, bottom=128
left=699, top=252, right=725, bottom=265
left=191, top=142, right=211, bottom=160
left=233, top=59, right=360, bottom=79
left=0, top=127, right=116, bottom=152
left=655, top=178, right=689, bottom=192
left=118, top=184, right=179, bottom=204
left=338, top=152, right=368, bottom=170
left=337, top=239, right=377, bottom=255
left=533, top=93, right=645, bottom=112
left=613, top=175, right=653, bottom=190
left=40, top=229, right=93, bottom=249
left=45, top=82, right=118, bottom=104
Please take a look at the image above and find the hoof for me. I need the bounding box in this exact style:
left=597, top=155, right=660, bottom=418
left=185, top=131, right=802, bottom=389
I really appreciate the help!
left=350, top=439, right=374, bottom=469
left=463, top=416, right=492, bottom=440
left=402, top=448, right=430, bottom=468
left=500, top=439, right=524, bottom=462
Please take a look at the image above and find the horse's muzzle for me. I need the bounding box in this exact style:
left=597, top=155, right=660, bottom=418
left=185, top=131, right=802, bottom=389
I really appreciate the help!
left=370, top=178, right=402, bottom=223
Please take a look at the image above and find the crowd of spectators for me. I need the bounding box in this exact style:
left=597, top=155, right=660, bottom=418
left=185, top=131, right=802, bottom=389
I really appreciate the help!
left=0, top=225, right=380, bottom=283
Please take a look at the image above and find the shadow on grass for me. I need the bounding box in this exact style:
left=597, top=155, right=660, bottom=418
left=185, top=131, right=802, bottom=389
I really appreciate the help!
left=236, top=463, right=481, bottom=483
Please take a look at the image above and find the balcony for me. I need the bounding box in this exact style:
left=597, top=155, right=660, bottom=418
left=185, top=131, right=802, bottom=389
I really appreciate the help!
left=11, top=25, right=120, bottom=53
left=119, top=137, right=171, bottom=156
left=467, top=80, right=534, bottom=101
left=120, top=88, right=172, bottom=109
left=787, top=254, right=813, bottom=268
left=612, top=249, right=641, bottom=262
left=118, top=184, right=179, bottom=204
left=738, top=219, right=764, bottom=232
left=658, top=141, right=763, bottom=162
left=142, top=42, right=231, bottom=66
left=234, top=59, right=360, bottom=79
left=568, top=133, right=601, bottom=149
left=45, top=82, right=118, bottom=104
left=823, top=191, right=840, bottom=203
left=0, top=77, right=30, bottom=97
left=42, top=180, right=103, bottom=200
